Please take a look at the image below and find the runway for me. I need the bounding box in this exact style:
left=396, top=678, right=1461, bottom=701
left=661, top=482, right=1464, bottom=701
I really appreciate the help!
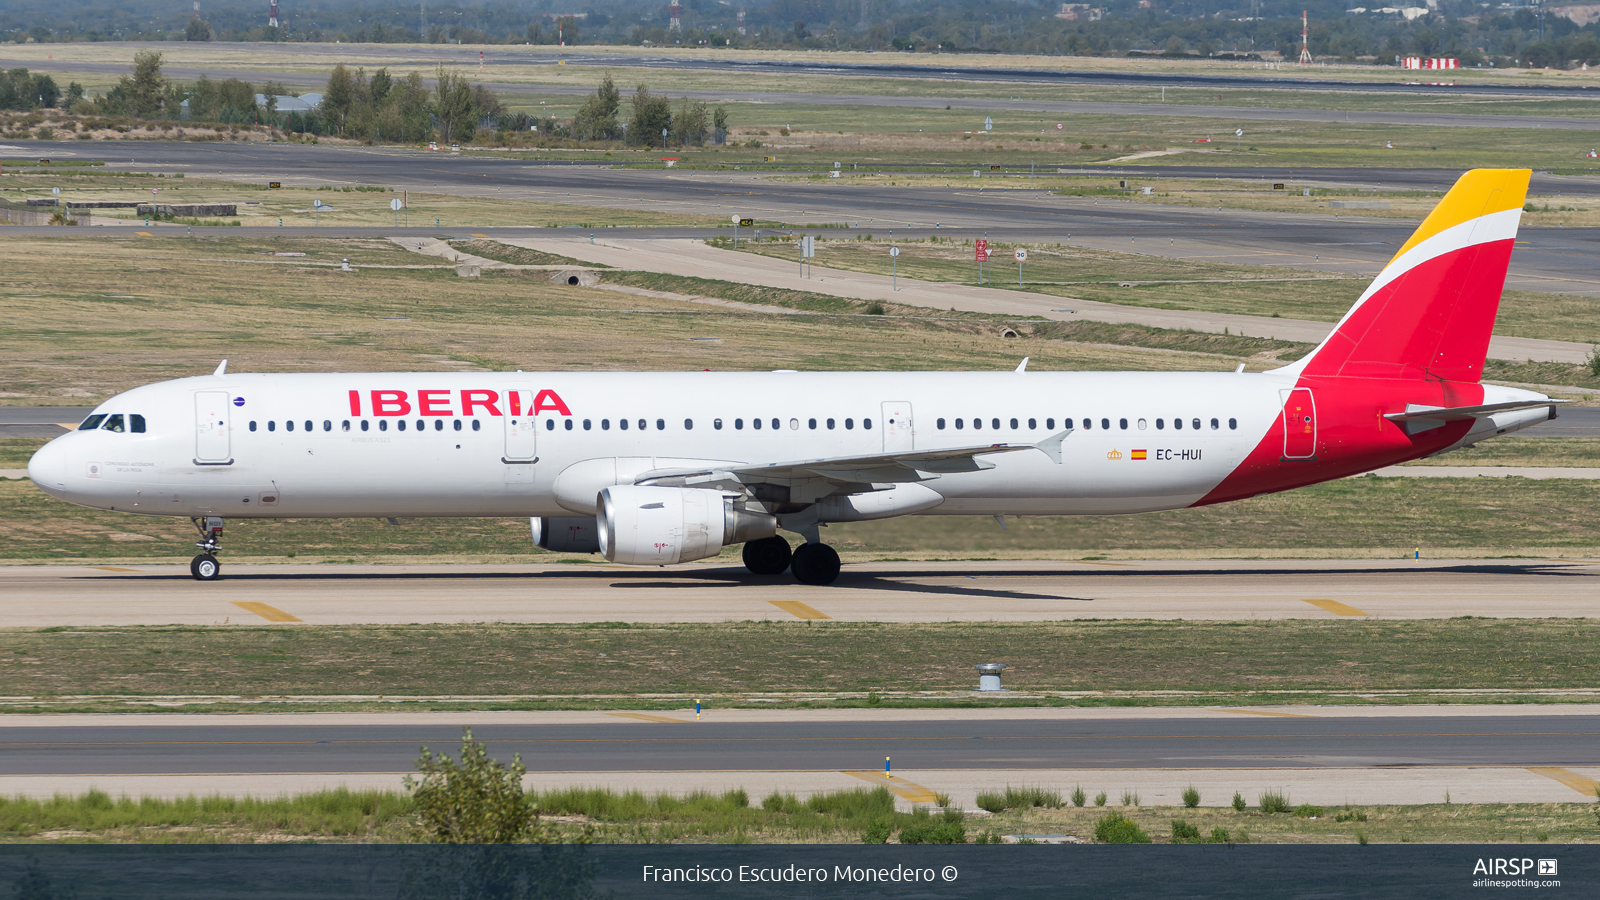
left=1, top=558, right=1595, bottom=627
left=2, top=707, right=1596, bottom=807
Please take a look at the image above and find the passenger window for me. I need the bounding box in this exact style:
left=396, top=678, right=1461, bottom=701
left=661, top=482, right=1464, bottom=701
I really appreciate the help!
left=1082, top=419, right=1090, bottom=430
left=1028, top=418, right=1036, bottom=429
left=937, top=418, right=946, bottom=430
left=566, top=419, right=574, bottom=431
left=845, top=418, right=854, bottom=430
left=1210, top=418, right=1219, bottom=430
left=789, top=418, right=799, bottom=430
left=546, top=419, right=555, bottom=431
left=827, top=418, right=835, bottom=430
left=771, top=418, right=780, bottom=430
left=583, top=419, right=592, bottom=431
left=714, top=418, right=723, bottom=430
left=1048, top=418, right=1056, bottom=429
left=342, top=420, right=350, bottom=432
left=307, top=421, right=315, bottom=432
left=1119, top=418, right=1128, bottom=430
left=361, top=420, right=369, bottom=432
left=1137, top=418, right=1147, bottom=430
left=753, top=418, right=762, bottom=430
left=656, top=419, right=665, bottom=431
left=436, top=420, right=445, bottom=431
left=268, top=420, right=276, bottom=432
left=973, top=418, right=982, bottom=430
left=602, top=419, right=611, bottom=430
left=1100, top=418, right=1110, bottom=430
left=249, top=421, right=258, bottom=432
left=1156, top=418, right=1165, bottom=430
left=395, top=420, right=404, bottom=432
left=864, top=419, right=872, bottom=430
left=454, top=419, right=463, bottom=431
left=287, top=420, right=296, bottom=432
left=620, top=419, right=629, bottom=431
left=104, top=414, right=125, bottom=432
left=639, top=419, right=647, bottom=431
left=323, top=420, right=332, bottom=432
left=955, top=418, right=964, bottom=430
left=734, top=418, right=743, bottom=430
left=1009, top=418, right=1018, bottom=429
left=379, top=420, right=388, bottom=432
left=1174, top=418, right=1183, bottom=430
left=472, top=420, right=481, bottom=431
left=684, top=418, right=693, bottom=430
left=78, top=414, right=106, bottom=431
left=808, top=418, right=817, bottom=430
left=1228, top=418, right=1238, bottom=430
left=1192, top=418, right=1201, bottom=430
left=414, top=420, right=422, bottom=432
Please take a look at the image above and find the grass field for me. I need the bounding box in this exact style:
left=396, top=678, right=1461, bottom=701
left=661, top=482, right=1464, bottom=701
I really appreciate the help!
left=2, top=619, right=1597, bottom=703
left=7, top=784, right=1587, bottom=844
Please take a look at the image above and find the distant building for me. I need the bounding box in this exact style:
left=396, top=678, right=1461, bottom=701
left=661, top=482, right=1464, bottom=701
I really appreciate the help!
left=1055, top=3, right=1103, bottom=20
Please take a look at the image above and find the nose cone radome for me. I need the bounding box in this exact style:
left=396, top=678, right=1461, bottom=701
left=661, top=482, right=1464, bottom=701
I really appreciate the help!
left=27, top=438, right=68, bottom=495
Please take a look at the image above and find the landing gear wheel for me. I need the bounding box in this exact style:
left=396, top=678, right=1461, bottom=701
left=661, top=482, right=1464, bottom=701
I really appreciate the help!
left=742, top=536, right=793, bottom=575
left=191, top=554, right=221, bottom=581
left=790, top=543, right=841, bottom=586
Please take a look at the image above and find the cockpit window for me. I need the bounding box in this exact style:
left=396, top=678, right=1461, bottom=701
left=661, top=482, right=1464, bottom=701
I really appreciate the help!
left=78, top=414, right=106, bottom=431
left=129, top=414, right=146, bottom=434
left=101, top=414, right=125, bottom=433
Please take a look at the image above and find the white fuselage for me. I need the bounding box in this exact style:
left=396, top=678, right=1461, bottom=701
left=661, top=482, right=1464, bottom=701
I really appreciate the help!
left=28, top=370, right=1296, bottom=520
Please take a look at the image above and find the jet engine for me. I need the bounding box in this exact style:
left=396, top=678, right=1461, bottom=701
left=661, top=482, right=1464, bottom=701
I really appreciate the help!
left=597, top=485, right=776, bottom=565
left=531, top=516, right=602, bottom=553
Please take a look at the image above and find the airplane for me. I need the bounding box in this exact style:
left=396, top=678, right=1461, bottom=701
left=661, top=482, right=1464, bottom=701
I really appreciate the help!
left=28, top=168, right=1561, bottom=585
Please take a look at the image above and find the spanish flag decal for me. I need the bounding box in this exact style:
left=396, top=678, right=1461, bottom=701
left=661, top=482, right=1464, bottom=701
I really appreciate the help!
left=1131, top=449, right=1148, bottom=460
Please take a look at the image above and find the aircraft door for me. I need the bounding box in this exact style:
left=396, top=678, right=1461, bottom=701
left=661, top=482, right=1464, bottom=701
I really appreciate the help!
left=502, top=388, right=538, bottom=464
left=881, top=401, right=914, bottom=453
left=194, top=390, right=232, bottom=464
left=1281, top=388, right=1316, bottom=459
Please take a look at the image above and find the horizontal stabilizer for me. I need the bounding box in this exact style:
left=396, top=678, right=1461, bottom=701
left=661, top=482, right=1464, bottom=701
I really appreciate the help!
left=1384, top=399, right=1568, bottom=423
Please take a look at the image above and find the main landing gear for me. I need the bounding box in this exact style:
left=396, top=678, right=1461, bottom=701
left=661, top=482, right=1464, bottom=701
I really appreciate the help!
left=741, top=535, right=841, bottom=586
left=190, top=516, right=224, bottom=581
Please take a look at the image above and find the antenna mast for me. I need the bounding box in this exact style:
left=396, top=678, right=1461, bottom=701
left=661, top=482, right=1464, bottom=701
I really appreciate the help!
left=1298, top=9, right=1313, bottom=64
left=268, top=0, right=279, bottom=28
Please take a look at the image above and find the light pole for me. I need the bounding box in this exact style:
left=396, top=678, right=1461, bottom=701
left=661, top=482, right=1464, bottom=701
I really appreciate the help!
left=662, top=127, right=667, bottom=151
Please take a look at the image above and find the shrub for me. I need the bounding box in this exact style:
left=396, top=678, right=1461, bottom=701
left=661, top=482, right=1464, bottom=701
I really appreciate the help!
left=1209, top=827, right=1231, bottom=844
left=1171, top=819, right=1202, bottom=843
left=1293, top=804, right=1325, bottom=819
left=1356, top=829, right=1369, bottom=845
left=974, top=791, right=1007, bottom=813
left=36, top=127, right=53, bottom=140
left=1231, top=792, right=1246, bottom=811
left=1094, top=792, right=1107, bottom=807
left=1335, top=809, right=1368, bottom=823
left=864, top=301, right=886, bottom=315
left=761, top=791, right=801, bottom=814
left=1005, top=786, right=1064, bottom=809
left=404, top=727, right=544, bottom=844
left=933, top=792, right=952, bottom=808
left=1094, top=813, right=1151, bottom=844
left=861, top=819, right=891, bottom=844
left=1120, top=790, right=1140, bottom=807
left=898, top=808, right=966, bottom=844
left=1259, top=791, right=1291, bottom=814
left=1071, top=786, right=1086, bottom=807
left=1182, top=785, right=1200, bottom=809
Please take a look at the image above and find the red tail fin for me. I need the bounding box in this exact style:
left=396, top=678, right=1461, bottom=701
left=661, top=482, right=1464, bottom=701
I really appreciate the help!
left=1285, top=168, right=1529, bottom=382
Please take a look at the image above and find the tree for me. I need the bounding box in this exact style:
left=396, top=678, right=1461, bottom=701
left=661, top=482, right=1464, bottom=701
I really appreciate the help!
left=673, top=97, right=709, bottom=146
left=573, top=72, right=621, bottom=141
left=434, top=65, right=476, bottom=143
left=626, top=84, right=671, bottom=147
left=323, top=63, right=356, bottom=134
left=713, top=105, right=729, bottom=144
left=65, top=81, right=84, bottom=106
left=185, top=18, right=213, bottom=41
left=123, top=50, right=168, bottom=118
left=369, top=67, right=393, bottom=105
left=404, top=728, right=544, bottom=844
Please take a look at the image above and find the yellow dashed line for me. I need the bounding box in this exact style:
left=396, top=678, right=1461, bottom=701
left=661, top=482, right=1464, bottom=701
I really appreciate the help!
left=91, top=566, right=139, bottom=573
left=1302, top=598, right=1369, bottom=617
left=1222, top=709, right=1314, bottom=718
left=230, top=601, right=302, bottom=623
left=769, top=600, right=830, bottom=620
left=843, top=770, right=940, bottom=803
left=470, top=233, right=489, bottom=238
left=1528, top=767, right=1600, bottom=797
left=606, top=712, right=690, bottom=724
left=135, top=231, right=152, bottom=236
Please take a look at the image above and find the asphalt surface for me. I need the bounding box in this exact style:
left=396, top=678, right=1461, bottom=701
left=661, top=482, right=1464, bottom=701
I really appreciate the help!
left=4, top=714, right=1595, bottom=776
left=3, top=559, right=1596, bottom=627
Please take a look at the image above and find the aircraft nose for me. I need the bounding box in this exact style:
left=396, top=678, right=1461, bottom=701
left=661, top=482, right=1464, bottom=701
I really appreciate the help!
left=27, top=439, right=67, bottom=494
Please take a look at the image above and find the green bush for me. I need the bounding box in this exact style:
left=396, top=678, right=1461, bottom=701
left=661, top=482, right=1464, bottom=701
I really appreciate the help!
left=404, top=727, right=544, bottom=844
left=1171, top=819, right=1203, bottom=843
left=1071, top=786, right=1086, bottom=807
left=861, top=819, right=891, bottom=844
left=1336, top=809, right=1368, bottom=823
left=1120, top=790, right=1140, bottom=807
left=762, top=791, right=802, bottom=814
left=1094, top=813, right=1151, bottom=844
left=1231, top=792, right=1246, bottom=812
left=1182, top=785, right=1200, bottom=809
left=1356, top=830, right=1369, bottom=845
left=974, top=791, right=1007, bottom=813
left=1293, top=803, right=1325, bottom=819
left=1093, top=792, right=1108, bottom=807
left=1259, top=791, right=1292, bottom=814
left=1209, top=827, right=1232, bottom=844
left=898, top=808, right=967, bottom=844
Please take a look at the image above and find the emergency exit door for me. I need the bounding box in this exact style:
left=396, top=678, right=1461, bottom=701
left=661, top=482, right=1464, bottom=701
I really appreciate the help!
left=882, top=401, right=914, bottom=453
left=1281, top=388, right=1317, bottom=459
left=194, top=390, right=232, bottom=464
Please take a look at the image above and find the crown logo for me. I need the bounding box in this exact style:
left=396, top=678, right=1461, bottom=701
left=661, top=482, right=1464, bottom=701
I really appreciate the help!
left=1106, top=449, right=1123, bottom=461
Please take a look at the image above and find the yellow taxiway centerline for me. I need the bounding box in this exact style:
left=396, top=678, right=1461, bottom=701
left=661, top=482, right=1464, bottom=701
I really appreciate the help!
left=1527, top=766, right=1600, bottom=797
left=605, top=712, right=692, bottom=724
left=842, top=770, right=940, bottom=803
left=1302, top=598, right=1370, bottom=617
left=230, top=601, right=303, bottom=623
left=1222, top=709, right=1315, bottom=718
left=769, top=600, right=831, bottom=620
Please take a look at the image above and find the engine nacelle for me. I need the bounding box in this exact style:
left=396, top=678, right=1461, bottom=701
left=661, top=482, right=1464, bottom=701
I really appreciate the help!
left=598, top=485, right=776, bottom=566
left=531, top=516, right=601, bottom=553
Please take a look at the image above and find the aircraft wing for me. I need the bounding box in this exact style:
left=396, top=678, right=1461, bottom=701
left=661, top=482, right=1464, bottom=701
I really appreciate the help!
left=636, top=429, right=1072, bottom=500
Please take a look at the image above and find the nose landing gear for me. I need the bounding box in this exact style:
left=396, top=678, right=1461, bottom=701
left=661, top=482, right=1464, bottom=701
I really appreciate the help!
left=190, top=516, right=224, bottom=581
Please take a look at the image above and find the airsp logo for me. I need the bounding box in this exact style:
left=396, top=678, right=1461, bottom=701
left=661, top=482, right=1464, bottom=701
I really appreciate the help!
left=1472, top=858, right=1554, bottom=876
